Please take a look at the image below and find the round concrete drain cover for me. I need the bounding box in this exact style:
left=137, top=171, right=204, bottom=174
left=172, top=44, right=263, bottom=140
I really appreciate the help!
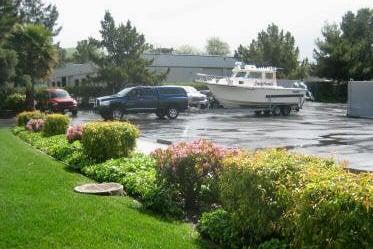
left=74, top=182, right=124, bottom=196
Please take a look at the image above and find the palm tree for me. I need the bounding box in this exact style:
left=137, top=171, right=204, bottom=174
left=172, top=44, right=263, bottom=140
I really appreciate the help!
left=9, top=24, right=58, bottom=110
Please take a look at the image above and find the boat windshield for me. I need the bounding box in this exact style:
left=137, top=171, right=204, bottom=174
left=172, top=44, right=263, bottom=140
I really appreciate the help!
left=246, top=72, right=262, bottom=79
left=235, top=71, right=246, bottom=78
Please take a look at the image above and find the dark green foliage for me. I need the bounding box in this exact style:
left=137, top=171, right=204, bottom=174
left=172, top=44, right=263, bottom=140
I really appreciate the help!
left=72, top=39, right=100, bottom=64
left=197, top=209, right=238, bottom=248
left=18, top=0, right=61, bottom=36
left=3, top=93, right=26, bottom=112
left=258, top=239, right=289, bottom=249
left=314, top=8, right=373, bottom=81
left=83, top=154, right=156, bottom=198
left=205, top=37, right=230, bottom=56
left=0, top=48, right=18, bottom=86
left=234, top=23, right=300, bottom=78
left=16, top=110, right=45, bottom=126
left=82, top=121, right=140, bottom=162
left=93, top=11, right=167, bottom=92
left=43, top=114, right=70, bottom=136
left=306, top=81, right=347, bottom=103
left=0, top=0, right=19, bottom=44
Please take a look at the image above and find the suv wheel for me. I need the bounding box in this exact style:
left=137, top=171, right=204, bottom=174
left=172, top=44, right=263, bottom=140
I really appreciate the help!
left=166, top=107, right=179, bottom=119
left=112, top=109, right=123, bottom=120
left=156, top=109, right=166, bottom=119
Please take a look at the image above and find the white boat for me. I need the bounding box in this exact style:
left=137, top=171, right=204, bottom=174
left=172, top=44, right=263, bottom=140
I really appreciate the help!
left=196, top=63, right=306, bottom=115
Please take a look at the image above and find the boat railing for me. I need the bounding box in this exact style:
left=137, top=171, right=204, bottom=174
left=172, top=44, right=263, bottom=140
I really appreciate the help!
left=195, top=73, right=227, bottom=83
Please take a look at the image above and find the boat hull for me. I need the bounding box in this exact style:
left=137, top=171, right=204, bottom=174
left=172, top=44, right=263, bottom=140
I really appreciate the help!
left=207, top=83, right=306, bottom=108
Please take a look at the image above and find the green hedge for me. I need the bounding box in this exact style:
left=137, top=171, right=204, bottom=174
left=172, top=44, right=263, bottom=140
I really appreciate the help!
left=17, top=111, right=45, bottom=127
left=82, top=121, right=140, bottom=162
left=43, top=114, right=70, bottom=136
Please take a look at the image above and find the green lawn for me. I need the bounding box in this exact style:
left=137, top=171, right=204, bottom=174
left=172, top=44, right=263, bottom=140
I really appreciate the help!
left=0, top=128, right=207, bottom=249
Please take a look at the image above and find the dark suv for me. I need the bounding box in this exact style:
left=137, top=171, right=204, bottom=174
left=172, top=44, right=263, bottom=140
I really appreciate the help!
left=95, top=86, right=189, bottom=120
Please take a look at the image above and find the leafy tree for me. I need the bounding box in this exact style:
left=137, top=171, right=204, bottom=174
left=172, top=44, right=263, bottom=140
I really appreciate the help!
left=206, top=37, right=230, bottom=56
left=18, top=0, right=61, bottom=35
left=93, top=11, right=167, bottom=92
left=314, top=8, right=373, bottom=81
left=175, top=45, right=202, bottom=55
left=72, top=39, right=100, bottom=64
left=8, top=24, right=58, bottom=109
left=234, top=23, right=300, bottom=78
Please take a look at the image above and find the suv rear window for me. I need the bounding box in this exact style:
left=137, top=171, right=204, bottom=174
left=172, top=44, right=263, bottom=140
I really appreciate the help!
left=50, top=89, right=69, bottom=98
left=158, top=87, right=185, bottom=95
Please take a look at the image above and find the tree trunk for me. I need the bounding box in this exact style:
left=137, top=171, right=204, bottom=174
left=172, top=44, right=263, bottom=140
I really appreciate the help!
left=25, top=80, right=35, bottom=111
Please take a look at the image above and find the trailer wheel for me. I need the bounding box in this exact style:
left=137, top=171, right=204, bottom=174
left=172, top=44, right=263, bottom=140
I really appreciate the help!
left=272, top=106, right=281, bottom=116
left=281, top=106, right=291, bottom=116
left=254, top=111, right=262, bottom=116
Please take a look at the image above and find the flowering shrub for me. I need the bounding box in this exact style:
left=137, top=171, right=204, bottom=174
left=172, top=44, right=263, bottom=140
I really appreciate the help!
left=66, top=124, right=84, bottom=143
left=26, top=119, right=45, bottom=132
left=150, top=139, right=239, bottom=218
left=17, top=111, right=45, bottom=127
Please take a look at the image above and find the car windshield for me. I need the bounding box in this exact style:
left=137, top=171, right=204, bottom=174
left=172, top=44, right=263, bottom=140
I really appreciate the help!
left=117, top=87, right=134, bottom=96
left=184, top=87, right=198, bottom=93
left=50, top=89, right=69, bottom=98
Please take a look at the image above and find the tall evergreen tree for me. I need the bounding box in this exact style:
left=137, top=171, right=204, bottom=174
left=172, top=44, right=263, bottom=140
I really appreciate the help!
left=94, top=11, right=167, bottom=92
left=234, top=24, right=300, bottom=78
left=314, top=8, right=373, bottom=81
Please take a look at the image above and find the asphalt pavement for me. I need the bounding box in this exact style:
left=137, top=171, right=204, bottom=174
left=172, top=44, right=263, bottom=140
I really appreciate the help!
left=72, top=102, right=373, bottom=171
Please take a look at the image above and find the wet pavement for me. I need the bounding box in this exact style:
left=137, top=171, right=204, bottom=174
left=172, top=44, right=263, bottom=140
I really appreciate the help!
left=72, top=102, right=373, bottom=171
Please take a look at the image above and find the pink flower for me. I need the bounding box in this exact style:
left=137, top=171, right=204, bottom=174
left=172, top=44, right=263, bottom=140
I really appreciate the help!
left=66, top=124, right=84, bottom=143
left=26, top=119, right=45, bottom=132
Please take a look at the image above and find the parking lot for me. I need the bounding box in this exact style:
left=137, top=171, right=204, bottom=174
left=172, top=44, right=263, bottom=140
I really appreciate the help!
left=72, top=102, right=373, bottom=171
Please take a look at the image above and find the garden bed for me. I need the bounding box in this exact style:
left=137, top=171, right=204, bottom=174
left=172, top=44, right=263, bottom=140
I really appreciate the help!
left=11, top=111, right=373, bottom=249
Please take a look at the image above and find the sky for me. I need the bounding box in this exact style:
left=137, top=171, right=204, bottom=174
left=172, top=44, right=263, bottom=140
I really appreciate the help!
left=50, top=0, right=372, bottom=60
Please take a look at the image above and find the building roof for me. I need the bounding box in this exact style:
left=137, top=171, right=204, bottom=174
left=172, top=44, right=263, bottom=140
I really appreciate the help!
left=52, top=63, right=98, bottom=78
left=144, top=53, right=237, bottom=68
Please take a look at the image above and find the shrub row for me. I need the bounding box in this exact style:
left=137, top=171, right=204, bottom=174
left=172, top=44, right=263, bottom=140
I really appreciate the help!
left=12, top=123, right=372, bottom=249
left=198, top=150, right=373, bottom=249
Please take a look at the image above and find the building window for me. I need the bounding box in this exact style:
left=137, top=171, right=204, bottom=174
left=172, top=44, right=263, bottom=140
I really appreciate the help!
left=62, top=77, right=67, bottom=87
left=52, top=81, right=56, bottom=87
left=75, top=79, right=80, bottom=87
left=57, top=81, right=61, bottom=87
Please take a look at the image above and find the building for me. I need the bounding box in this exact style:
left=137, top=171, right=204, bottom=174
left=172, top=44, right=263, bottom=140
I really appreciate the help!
left=347, top=81, right=373, bottom=118
left=48, top=63, right=98, bottom=88
left=145, top=54, right=236, bottom=82
left=47, top=54, right=237, bottom=87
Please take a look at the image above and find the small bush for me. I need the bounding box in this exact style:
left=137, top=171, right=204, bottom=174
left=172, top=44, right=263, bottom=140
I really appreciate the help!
left=26, top=119, right=45, bottom=132
left=17, top=111, right=45, bottom=127
left=4, top=93, right=27, bottom=113
left=197, top=209, right=238, bottom=248
left=82, top=121, right=140, bottom=162
left=83, top=154, right=156, bottom=198
left=66, top=124, right=84, bottom=143
left=43, top=114, right=70, bottom=136
left=151, top=139, right=239, bottom=218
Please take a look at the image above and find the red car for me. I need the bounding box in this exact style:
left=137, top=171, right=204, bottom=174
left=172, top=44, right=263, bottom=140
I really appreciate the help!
left=37, top=88, right=78, bottom=116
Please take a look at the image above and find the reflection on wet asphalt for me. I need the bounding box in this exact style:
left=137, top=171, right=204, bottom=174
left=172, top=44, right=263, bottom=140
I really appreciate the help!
left=72, top=102, right=373, bottom=171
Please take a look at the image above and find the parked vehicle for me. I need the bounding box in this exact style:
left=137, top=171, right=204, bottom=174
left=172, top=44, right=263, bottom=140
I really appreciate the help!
left=36, top=88, right=78, bottom=116
left=175, top=86, right=208, bottom=109
left=196, top=63, right=306, bottom=116
left=199, top=90, right=222, bottom=109
left=95, top=86, right=189, bottom=120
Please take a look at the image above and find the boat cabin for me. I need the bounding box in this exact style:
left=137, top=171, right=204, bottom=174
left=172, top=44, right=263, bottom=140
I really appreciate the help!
left=230, top=64, right=277, bottom=87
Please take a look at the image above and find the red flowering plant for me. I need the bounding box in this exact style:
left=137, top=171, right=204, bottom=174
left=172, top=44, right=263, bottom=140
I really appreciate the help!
left=66, top=124, right=84, bottom=143
left=26, top=119, right=45, bottom=132
left=151, top=139, right=240, bottom=218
